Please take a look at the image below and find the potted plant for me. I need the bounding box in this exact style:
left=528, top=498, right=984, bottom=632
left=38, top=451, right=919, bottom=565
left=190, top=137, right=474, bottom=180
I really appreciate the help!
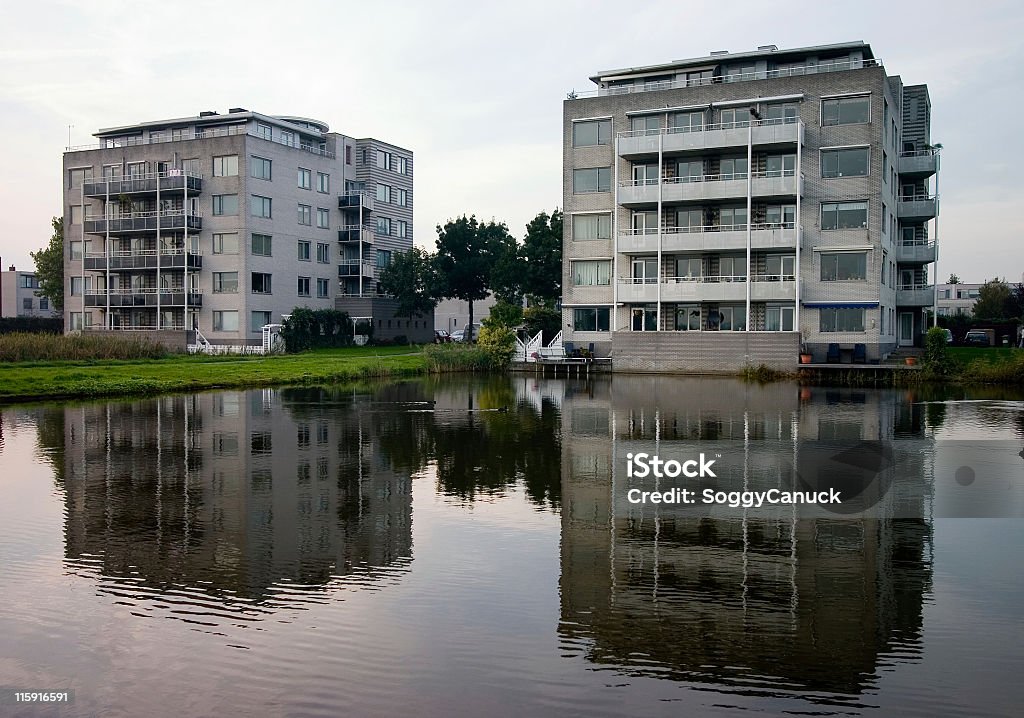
left=799, top=344, right=813, bottom=364
left=905, top=356, right=917, bottom=366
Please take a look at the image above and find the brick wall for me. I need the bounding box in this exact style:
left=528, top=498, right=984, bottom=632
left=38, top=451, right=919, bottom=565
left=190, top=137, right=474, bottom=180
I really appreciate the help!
left=611, top=331, right=800, bottom=373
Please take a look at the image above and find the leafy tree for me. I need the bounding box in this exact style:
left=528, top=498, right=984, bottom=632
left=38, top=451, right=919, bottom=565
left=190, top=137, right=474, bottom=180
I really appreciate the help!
left=486, top=222, right=524, bottom=305
left=433, top=215, right=494, bottom=343
left=31, top=216, right=65, bottom=312
left=485, top=300, right=524, bottom=328
left=521, top=209, right=563, bottom=305
left=523, top=305, right=561, bottom=343
left=973, top=279, right=1012, bottom=320
left=1007, top=283, right=1024, bottom=320
left=378, top=246, right=438, bottom=319
left=946, top=273, right=961, bottom=285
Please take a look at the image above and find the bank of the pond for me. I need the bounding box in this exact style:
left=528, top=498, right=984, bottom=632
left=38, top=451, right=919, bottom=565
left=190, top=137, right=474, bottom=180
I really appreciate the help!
left=0, top=346, right=428, bottom=403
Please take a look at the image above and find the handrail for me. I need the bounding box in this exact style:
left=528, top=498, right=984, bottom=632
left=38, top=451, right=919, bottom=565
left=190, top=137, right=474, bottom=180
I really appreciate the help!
left=85, top=209, right=203, bottom=221
left=899, top=283, right=934, bottom=291
left=86, top=325, right=187, bottom=331
left=618, top=116, right=800, bottom=138
left=85, top=169, right=204, bottom=182
left=899, top=239, right=936, bottom=248
left=622, top=168, right=795, bottom=187
left=899, top=148, right=939, bottom=158
left=85, top=287, right=203, bottom=295
left=570, top=58, right=882, bottom=98
left=85, top=248, right=203, bottom=258
left=68, top=127, right=336, bottom=159
left=899, top=194, right=938, bottom=202
left=623, top=222, right=795, bottom=235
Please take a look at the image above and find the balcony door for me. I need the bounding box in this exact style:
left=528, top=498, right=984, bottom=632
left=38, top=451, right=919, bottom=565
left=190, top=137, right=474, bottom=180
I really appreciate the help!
left=631, top=210, right=658, bottom=234
left=632, top=258, right=658, bottom=284
left=632, top=164, right=658, bottom=186
left=899, top=312, right=914, bottom=347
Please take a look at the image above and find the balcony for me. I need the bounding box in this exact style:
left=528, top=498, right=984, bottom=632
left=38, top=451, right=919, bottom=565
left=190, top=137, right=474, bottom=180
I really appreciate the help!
left=82, top=171, right=202, bottom=198
left=619, top=224, right=799, bottom=254
left=83, top=288, right=203, bottom=308
left=897, top=284, right=935, bottom=307
left=338, top=261, right=376, bottom=279
left=617, top=118, right=803, bottom=159
left=619, top=171, right=799, bottom=207
left=338, top=192, right=374, bottom=213
left=338, top=225, right=375, bottom=244
left=616, top=276, right=796, bottom=303
left=897, top=150, right=939, bottom=179
left=896, top=241, right=936, bottom=264
left=84, top=249, right=202, bottom=271
left=897, top=195, right=938, bottom=222
left=68, top=126, right=335, bottom=160
left=84, top=210, right=202, bottom=235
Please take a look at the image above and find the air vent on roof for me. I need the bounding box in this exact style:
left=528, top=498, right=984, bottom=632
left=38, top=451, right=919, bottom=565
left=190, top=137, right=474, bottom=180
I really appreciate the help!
left=228, top=107, right=247, bottom=114
left=758, top=44, right=778, bottom=51
left=710, top=50, right=729, bottom=56
left=199, top=110, right=218, bottom=117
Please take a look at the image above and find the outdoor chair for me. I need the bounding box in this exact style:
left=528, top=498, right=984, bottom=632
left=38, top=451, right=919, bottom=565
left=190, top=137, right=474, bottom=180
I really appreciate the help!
left=827, top=343, right=841, bottom=363
left=852, top=343, right=867, bottom=364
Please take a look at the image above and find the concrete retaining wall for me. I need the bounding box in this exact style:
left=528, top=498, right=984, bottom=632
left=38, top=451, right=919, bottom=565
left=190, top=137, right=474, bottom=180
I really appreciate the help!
left=611, top=331, right=800, bottom=374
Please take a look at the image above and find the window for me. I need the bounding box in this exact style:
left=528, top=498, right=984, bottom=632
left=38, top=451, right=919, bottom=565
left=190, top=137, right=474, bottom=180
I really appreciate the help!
left=765, top=103, right=798, bottom=123
left=297, top=276, right=311, bottom=297
left=298, top=240, right=311, bottom=261
left=396, top=156, right=409, bottom=175
left=39, top=298, right=49, bottom=311
left=251, top=273, right=272, bottom=294
left=317, top=243, right=330, bottom=263
left=822, top=96, right=870, bottom=126
left=70, top=205, right=83, bottom=225
left=676, top=208, right=704, bottom=230
left=298, top=167, right=312, bottom=189
left=573, top=167, right=611, bottom=193
left=765, top=154, right=795, bottom=176
left=573, top=213, right=611, bottom=240
left=572, top=260, right=611, bottom=286
left=251, top=156, right=272, bottom=180
left=102, top=164, right=122, bottom=180
left=280, top=130, right=294, bottom=147
left=396, top=188, right=409, bottom=206
left=573, top=308, right=610, bottom=332
left=376, top=183, right=392, bottom=203
left=345, top=146, right=352, bottom=165
left=314, top=207, right=329, bottom=229
left=70, top=241, right=83, bottom=260
left=212, top=194, right=238, bottom=216
left=572, top=119, right=612, bottom=146
left=376, top=217, right=392, bottom=235
left=22, top=298, right=33, bottom=311
left=377, top=150, right=392, bottom=170
left=764, top=255, right=795, bottom=279
left=719, top=256, right=747, bottom=280
left=251, top=233, right=273, bottom=256
left=256, top=122, right=272, bottom=140
left=317, top=172, right=329, bottom=193
left=68, top=167, right=93, bottom=188
left=212, top=272, right=238, bottom=293
left=126, top=161, right=145, bottom=178
left=251, top=195, right=272, bottom=218
left=397, top=220, right=408, bottom=238
left=720, top=157, right=748, bottom=179
left=376, top=249, right=392, bottom=268
left=297, top=204, right=312, bottom=225
left=630, top=116, right=660, bottom=135
left=631, top=210, right=658, bottom=234
left=212, top=155, right=238, bottom=177
left=213, top=310, right=239, bottom=331
left=70, top=277, right=90, bottom=295
left=675, top=305, right=701, bottom=330
left=213, top=232, right=239, bottom=254
left=764, top=204, right=795, bottom=227
left=719, top=206, right=747, bottom=229
left=820, top=252, right=867, bottom=281
left=766, top=305, right=795, bottom=331
left=821, top=147, right=869, bottom=178
left=821, top=201, right=868, bottom=230
left=676, top=257, right=702, bottom=279
left=317, top=278, right=329, bottom=298
left=820, top=307, right=865, bottom=332
left=712, top=306, right=745, bottom=331
left=686, top=69, right=712, bottom=86
left=669, top=112, right=703, bottom=132
left=251, top=311, right=272, bottom=332
left=720, top=108, right=750, bottom=127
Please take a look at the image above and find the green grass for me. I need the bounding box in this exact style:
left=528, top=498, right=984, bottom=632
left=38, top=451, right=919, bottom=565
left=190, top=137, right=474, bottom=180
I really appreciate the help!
left=0, top=345, right=427, bottom=403
left=948, top=347, right=1020, bottom=365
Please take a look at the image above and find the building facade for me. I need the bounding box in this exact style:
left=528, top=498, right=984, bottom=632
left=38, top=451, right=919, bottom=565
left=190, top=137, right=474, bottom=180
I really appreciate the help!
left=562, top=42, right=939, bottom=368
left=935, top=283, right=982, bottom=317
left=62, top=109, right=430, bottom=346
left=1, top=265, right=57, bottom=318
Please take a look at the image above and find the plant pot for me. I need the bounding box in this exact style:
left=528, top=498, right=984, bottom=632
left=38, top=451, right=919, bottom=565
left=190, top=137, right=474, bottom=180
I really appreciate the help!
left=799, top=353, right=813, bottom=364
left=905, top=357, right=917, bottom=366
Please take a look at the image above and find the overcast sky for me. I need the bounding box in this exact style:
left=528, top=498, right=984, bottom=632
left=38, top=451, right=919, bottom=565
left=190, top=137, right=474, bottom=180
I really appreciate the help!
left=1, top=0, right=1021, bottom=284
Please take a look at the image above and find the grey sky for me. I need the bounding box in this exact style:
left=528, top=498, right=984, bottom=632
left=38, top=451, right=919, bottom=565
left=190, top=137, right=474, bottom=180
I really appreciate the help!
left=1, top=0, right=1021, bottom=284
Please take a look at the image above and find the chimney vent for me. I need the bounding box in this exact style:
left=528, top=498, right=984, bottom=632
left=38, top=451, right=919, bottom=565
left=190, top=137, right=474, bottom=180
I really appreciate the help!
left=199, top=110, right=219, bottom=117
left=228, top=107, right=248, bottom=114
left=8, top=265, right=15, bottom=272
left=710, top=50, right=729, bottom=56
left=758, top=44, right=778, bottom=51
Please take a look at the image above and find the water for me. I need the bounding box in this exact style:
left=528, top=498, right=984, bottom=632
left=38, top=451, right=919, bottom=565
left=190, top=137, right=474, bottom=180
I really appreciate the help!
left=1, top=376, right=1023, bottom=717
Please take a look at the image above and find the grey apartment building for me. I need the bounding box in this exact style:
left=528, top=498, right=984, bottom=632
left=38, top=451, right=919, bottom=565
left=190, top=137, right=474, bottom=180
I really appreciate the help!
left=562, top=42, right=939, bottom=369
left=62, top=109, right=428, bottom=346
left=1, top=265, right=57, bottom=318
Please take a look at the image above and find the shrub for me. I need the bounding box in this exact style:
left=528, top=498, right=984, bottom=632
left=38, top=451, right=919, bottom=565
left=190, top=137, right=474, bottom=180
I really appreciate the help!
left=423, top=343, right=505, bottom=372
left=0, top=317, right=63, bottom=335
left=477, top=323, right=516, bottom=369
left=922, top=326, right=954, bottom=377
left=280, top=308, right=353, bottom=353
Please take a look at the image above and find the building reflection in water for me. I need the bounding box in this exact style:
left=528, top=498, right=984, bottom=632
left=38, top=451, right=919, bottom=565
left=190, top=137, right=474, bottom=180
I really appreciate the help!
left=555, top=376, right=934, bottom=702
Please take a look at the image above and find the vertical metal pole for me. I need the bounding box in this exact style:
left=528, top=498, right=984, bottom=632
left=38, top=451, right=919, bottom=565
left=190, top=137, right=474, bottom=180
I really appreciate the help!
left=612, top=133, right=619, bottom=331
left=795, top=121, right=803, bottom=332
left=745, top=121, right=753, bottom=331
left=183, top=173, right=188, bottom=332
left=358, top=198, right=364, bottom=297
left=102, top=180, right=108, bottom=329
left=156, top=171, right=161, bottom=328
left=931, top=153, right=940, bottom=327
left=656, top=128, right=663, bottom=331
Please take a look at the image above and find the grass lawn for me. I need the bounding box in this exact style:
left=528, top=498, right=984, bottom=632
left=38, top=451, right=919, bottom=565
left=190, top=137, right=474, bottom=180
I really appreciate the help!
left=0, top=345, right=427, bottom=403
left=948, top=346, right=1021, bottom=365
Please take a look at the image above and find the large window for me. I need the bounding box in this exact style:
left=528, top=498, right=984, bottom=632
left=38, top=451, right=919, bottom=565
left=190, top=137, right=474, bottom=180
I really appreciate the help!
left=573, top=307, right=610, bottom=332
left=820, top=307, right=865, bottom=332
left=317, top=208, right=329, bottom=229
left=376, top=183, right=392, bottom=203
left=820, top=252, right=867, bottom=281
left=70, top=241, right=83, bottom=260
left=251, top=233, right=272, bottom=256
left=396, top=189, right=409, bottom=207
left=251, top=273, right=272, bottom=294
left=70, top=205, right=83, bottom=225
left=213, top=232, right=239, bottom=254
left=573, top=167, right=611, bottom=193
left=766, top=305, right=795, bottom=331
left=317, top=278, right=329, bottom=298
left=376, top=249, right=392, bottom=268
left=251, top=156, right=272, bottom=180
left=765, top=103, right=798, bottom=123
left=397, top=220, right=408, bottom=238
left=821, top=147, right=869, bottom=178
left=572, top=260, right=611, bottom=286
left=669, top=112, right=703, bottom=132
left=675, top=305, right=701, bottom=330
left=213, top=310, right=239, bottom=331
left=765, top=204, right=795, bottom=227
left=712, top=306, right=745, bottom=331
left=298, top=204, right=312, bottom=226
left=719, top=206, right=747, bottom=229
left=631, top=116, right=660, bottom=134
left=298, top=167, right=312, bottom=190
left=317, top=172, right=329, bottom=193
left=377, top=150, right=392, bottom=170
left=298, top=240, right=311, bottom=261
left=68, top=167, right=93, bottom=188
left=212, top=155, right=238, bottom=177
left=212, top=272, right=238, bottom=293
left=376, top=217, right=392, bottom=235
left=251, top=311, right=272, bottom=332
left=212, top=194, right=238, bottom=216
left=317, top=243, right=330, bottom=263
left=821, top=201, right=868, bottom=230
left=765, top=255, right=795, bottom=279
left=572, top=119, right=611, bottom=146
left=573, top=213, right=611, bottom=240
left=822, top=96, right=870, bottom=126
left=251, top=195, right=272, bottom=218
left=297, top=276, right=311, bottom=297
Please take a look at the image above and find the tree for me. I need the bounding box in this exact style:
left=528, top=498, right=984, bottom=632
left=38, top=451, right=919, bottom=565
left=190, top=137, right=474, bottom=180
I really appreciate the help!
left=486, top=222, right=524, bottom=305
left=433, top=215, right=494, bottom=342
left=947, top=273, right=961, bottom=285
left=378, top=246, right=438, bottom=320
left=973, top=278, right=1012, bottom=320
left=521, top=209, right=563, bottom=306
left=1007, top=283, right=1024, bottom=320
left=31, top=216, right=65, bottom=312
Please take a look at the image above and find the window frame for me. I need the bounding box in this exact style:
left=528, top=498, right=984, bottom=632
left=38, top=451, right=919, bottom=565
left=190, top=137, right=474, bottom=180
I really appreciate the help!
left=250, top=156, right=272, bottom=180
left=251, top=233, right=273, bottom=257
left=251, top=195, right=272, bottom=218
left=820, top=201, right=868, bottom=230
left=819, top=307, right=866, bottom=333
left=819, top=251, right=868, bottom=281
left=212, top=155, right=238, bottom=177
left=821, top=146, right=870, bottom=178
left=297, top=240, right=311, bottom=261
left=573, top=167, right=611, bottom=194
left=297, top=167, right=312, bottom=190
left=821, top=95, right=871, bottom=127
left=572, top=307, right=611, bottom=332
left=251, top=272, right=273, bottom=295
left=572, top=118, right=612, bottom=147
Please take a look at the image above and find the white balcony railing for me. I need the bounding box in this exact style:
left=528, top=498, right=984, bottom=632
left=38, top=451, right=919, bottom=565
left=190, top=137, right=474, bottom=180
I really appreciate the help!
left=68, top=126, right=335, bottom=159
left=617, top=116, right=799, bottom=139
left=621, top=169, right=796, bottom=189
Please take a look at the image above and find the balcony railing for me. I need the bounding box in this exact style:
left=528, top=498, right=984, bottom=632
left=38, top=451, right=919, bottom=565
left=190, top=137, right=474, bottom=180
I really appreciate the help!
left=896, top=240, right=936, bottom=263
left=68, top=126, right=335, bottom=159
left=338, top=191, right=375, bottom=213
left=896, top=283, right=935, bottom=307
left=83, top=288, right=203, bottom=308
left=338, top=224, right=375, bottom=243
left=85, top=324, right=188, bottom=331
left=897, top=194, right=939, bottom=221
left=338, top=262, right=376, bottom=278
left=84, top=210, right=203, bottom=235
left=618, top=116, right=799, bottom=139
left=569, top=58, right=882, bottom=99
left=82, top=170, right=203, bottom=197
left=83, top=248, right=203, bottom=271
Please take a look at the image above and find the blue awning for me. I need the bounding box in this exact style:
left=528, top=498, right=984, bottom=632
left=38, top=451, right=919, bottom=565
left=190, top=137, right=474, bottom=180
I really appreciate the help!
left=802, top=301, right=879, bottom=308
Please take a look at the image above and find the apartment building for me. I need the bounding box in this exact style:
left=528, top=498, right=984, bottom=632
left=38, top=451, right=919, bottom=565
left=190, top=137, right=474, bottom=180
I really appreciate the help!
left=935, top=282, right=982, bottom=317
left=0, top=264, right=57, bottom=318
left=562, top=42, right=939, bottom=369
left=62, top=109, right=429, bottom=346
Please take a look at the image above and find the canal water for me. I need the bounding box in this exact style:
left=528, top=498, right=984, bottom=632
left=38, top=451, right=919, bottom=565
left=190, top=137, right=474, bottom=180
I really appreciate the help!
left=1, top=376, right=1023, bottom=717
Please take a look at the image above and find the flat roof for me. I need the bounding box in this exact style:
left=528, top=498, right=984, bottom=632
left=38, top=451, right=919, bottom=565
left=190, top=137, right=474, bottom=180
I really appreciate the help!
left=96, top=110, right=330, bottom=138
left=591, top=41, right=874, bottom=83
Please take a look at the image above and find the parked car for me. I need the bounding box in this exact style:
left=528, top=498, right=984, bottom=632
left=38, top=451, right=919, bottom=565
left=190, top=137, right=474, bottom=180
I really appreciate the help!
left=434, top=329, right=451, bottom=343
left=942, top=328, right=954, bottom=344
left=450, top=324, right=480, bottom=343
left=963, top=330, right=990, bottom=347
